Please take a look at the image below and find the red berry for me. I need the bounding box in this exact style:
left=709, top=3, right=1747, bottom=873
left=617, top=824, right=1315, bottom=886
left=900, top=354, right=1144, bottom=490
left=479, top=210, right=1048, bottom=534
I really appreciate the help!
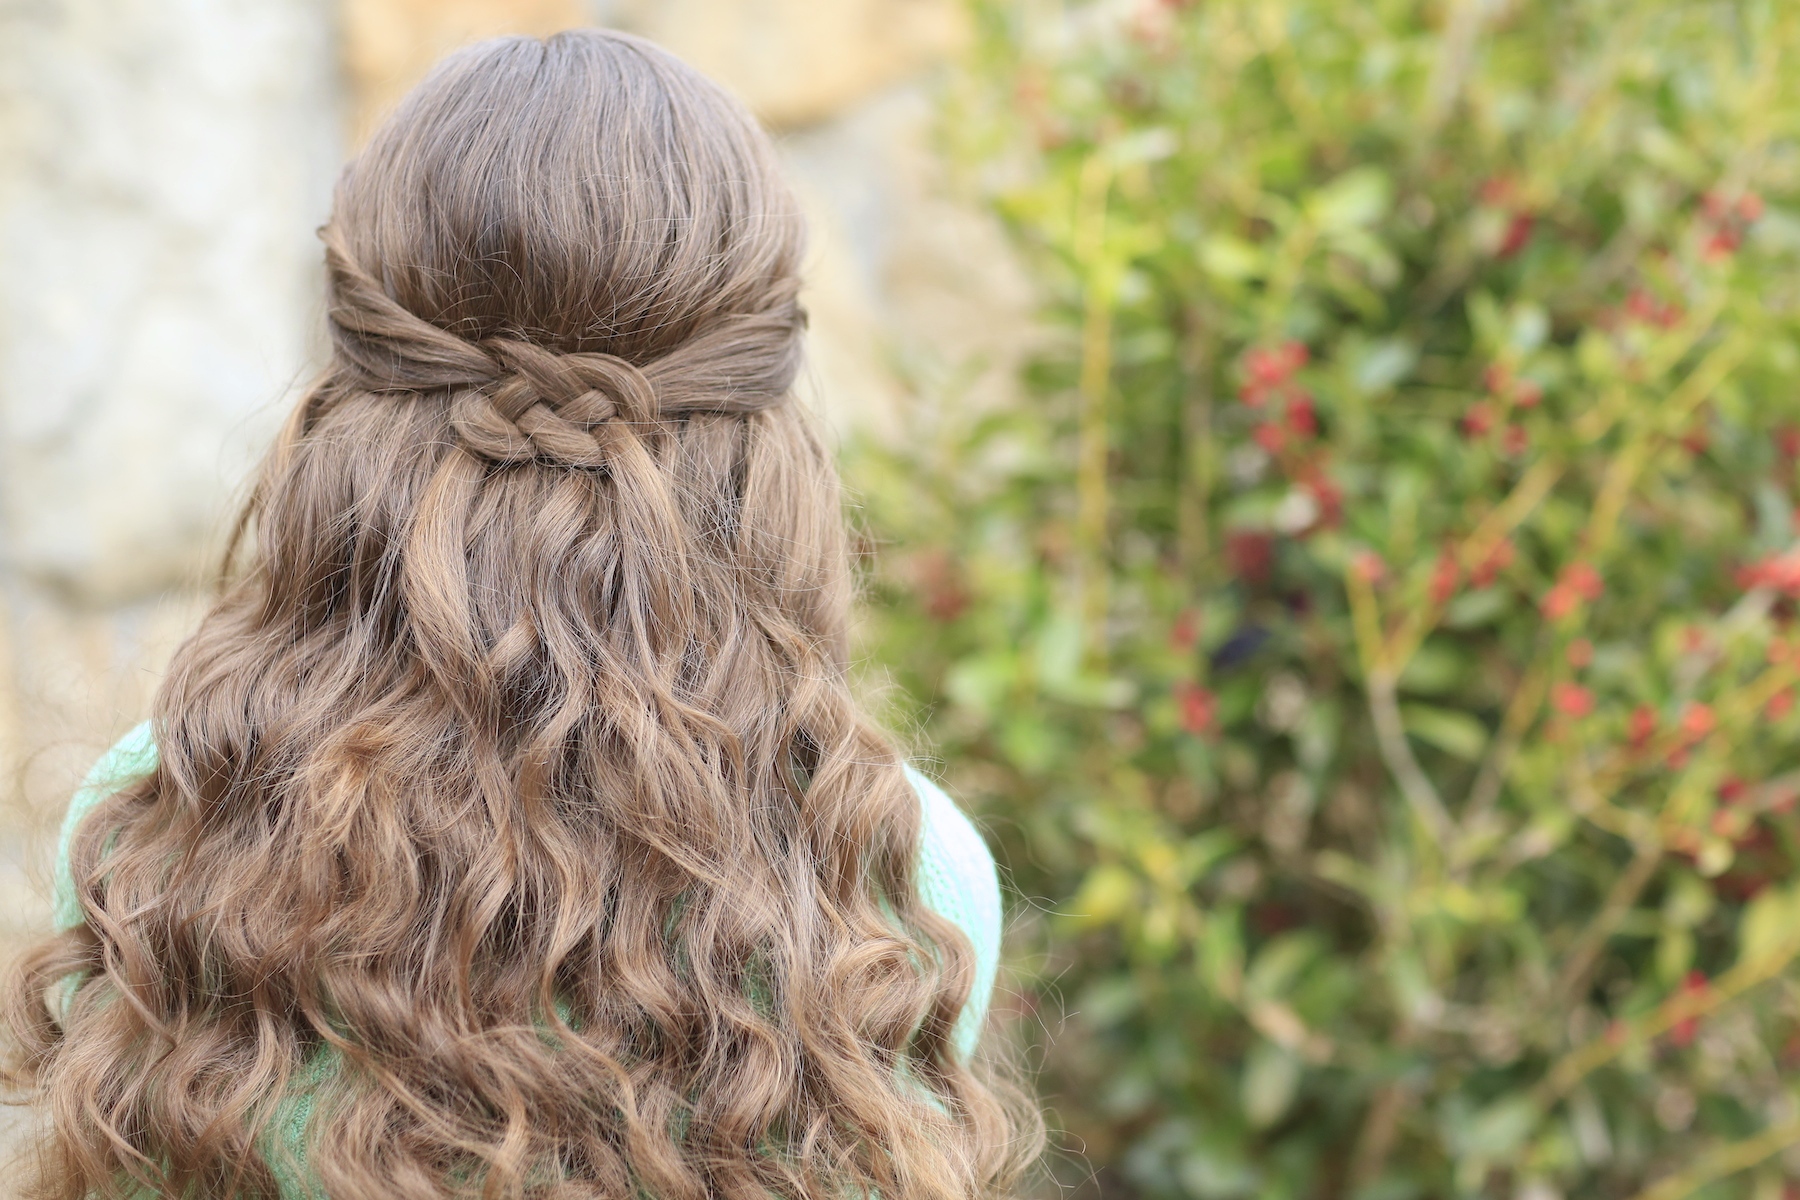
left=1552, top=682, right=1595, bottom=718
left=1542, top=584, right=1577, bottom=621
left=1566, top=638, right=1594, bottom=669
left=1738, top=191, right=1764, bottom=222
left=1253, top=423, right=1286, bottom=454
left=1626, top=289, right=1660, bottom=323
left=1777, top=424, right=1800, bottom=461
left=1669, top=973, right=1707, bottom=1048
left=1679, top=702, right=1717, bottom=741
left=1350, top=551, right=1386, bottom=585
left=1742, top=548, right=1800, bottom=597
left=1681, top=421, right=1710, bottom=456
left=1246, top=345, right=1291, bottom=386
left=1502, top=424, right=1529, bottom=456
left=1285, top=394, right=1317, bottom=439
left=1629, top=705, right=1658, bottom=749
left=1463, top=402, right=1495, bottom=438
left=1470, top=538, right=1516, bottom=588
left=1711, top=807, right=1752, bottom=842
left=914, top=551, right=969, bottom=622
left=1563, top=562, right=1604, bottom=602
left=1513, top=380, right=1543, bottom=408
left=1498, top=213, right=1536, bottom=258
left=1303, top=476, right=1344, bottom=530
left=1226, top=531, right=1275, bottom=584
left=1174, top=680, right=1217, bottom=736
left=1170, top=609, right=1201, bottom=652
left=1429, top=548, right=1461, bottom=606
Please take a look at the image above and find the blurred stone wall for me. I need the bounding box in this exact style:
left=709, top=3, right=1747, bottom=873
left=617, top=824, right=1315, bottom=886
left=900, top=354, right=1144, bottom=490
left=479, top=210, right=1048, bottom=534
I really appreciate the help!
left=0, top=0, right=1029, bottom=967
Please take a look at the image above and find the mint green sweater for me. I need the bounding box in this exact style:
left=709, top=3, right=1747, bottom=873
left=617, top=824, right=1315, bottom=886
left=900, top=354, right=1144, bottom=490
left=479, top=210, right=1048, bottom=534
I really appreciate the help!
left=54, top=723, right=1002, bottom=1195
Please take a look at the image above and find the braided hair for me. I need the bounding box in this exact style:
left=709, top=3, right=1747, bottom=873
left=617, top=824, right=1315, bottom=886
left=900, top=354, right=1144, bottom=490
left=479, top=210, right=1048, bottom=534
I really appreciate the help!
left=5, top=30, right=1038, bottom=1200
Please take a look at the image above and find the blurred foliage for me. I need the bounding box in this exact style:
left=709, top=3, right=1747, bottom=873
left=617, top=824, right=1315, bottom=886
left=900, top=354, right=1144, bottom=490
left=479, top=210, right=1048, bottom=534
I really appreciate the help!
left=846, top=1, right=1800, bottom=1197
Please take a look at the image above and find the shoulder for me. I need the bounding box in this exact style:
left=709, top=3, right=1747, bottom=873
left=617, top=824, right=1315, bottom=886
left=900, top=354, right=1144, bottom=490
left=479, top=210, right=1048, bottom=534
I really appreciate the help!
left=903, top=764, right=1004, bottom=1058
left=54, top=720, right=158, bottom=932
left=78, top=721, right=158, bottom=800
left=904, top=764, right=1001, bottom=949
left=906, top=765, right=997, bottom=894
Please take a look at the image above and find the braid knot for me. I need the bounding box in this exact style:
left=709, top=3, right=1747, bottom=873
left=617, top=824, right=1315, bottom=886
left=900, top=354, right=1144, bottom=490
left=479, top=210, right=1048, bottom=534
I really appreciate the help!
left=320, top=230, right=802, bottom=468
left=451, top=344, right=658, bottom=468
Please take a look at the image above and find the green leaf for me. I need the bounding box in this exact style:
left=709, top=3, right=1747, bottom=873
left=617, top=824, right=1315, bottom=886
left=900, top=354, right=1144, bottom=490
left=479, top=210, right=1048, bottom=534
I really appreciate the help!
left=1351, top=337, right=1418, bottom=394
left=1508, top=303, right=1549, bottom=355
left=1063, top=864, right=1139, bottom=931
left=1245, top=932, right=1323, bottom=1001
left=1401, top=704, right=1489, bottom=760
left=1309, top=166, right=1393, bottom=231
left=1399, top=641, right=1466, bottom=695
left=1177, top=1139, right=1261, bottom=1199
left=1240, top=1041, right=1302, bottom=1129
left=943, top=653, right=1015, bottom=718
left=1198, top=905, right=1245, bottom=1001
left=1738, top=884, right=1800, bottom=965
left=1444, top=586, right=1510, bottom=628
left=1200, top=235, right=1265, bottom=281
left=1457, top=1096, right=1539, bottom=1160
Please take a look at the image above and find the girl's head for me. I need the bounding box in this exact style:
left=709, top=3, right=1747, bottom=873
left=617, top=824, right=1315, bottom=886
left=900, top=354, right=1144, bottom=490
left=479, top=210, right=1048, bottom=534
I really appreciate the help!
left=8, top=30, right=1034, bottom=1200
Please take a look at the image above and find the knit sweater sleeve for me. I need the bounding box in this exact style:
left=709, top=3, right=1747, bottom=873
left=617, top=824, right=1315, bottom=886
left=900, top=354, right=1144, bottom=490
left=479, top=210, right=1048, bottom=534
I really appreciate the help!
left=54, top=720, right=157, bottom=934
left=905, top=765, right=1003, bottom=1061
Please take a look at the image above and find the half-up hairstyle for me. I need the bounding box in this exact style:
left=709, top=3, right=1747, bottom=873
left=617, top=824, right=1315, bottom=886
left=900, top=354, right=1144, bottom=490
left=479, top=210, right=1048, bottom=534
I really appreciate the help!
left=5, top=30, right=1038, bottom=1200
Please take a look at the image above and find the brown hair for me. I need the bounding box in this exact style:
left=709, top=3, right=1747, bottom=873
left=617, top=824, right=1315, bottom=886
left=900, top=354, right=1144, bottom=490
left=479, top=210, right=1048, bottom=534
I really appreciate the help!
left=5, top=30, right=1037, bottom=1199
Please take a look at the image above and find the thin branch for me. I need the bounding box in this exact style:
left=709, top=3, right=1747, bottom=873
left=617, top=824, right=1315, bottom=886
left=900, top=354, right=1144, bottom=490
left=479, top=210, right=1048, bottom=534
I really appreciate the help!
left=1423, top=0, right=1498, bottom=133
left=1459, top=627, right=1552, bottom=835
left=1073, top=153, right=1115, bottom=663
left=1553, top=839, right=1662, bottom=1006
left=1537, top=925, right=1800, bottom=1106
left=1176, top=307, right=1215, bottom=587
left=1347, top=1073, right=1414, bottom=1194
left=1629, top=1115, right=1800, bottom=1200
left=1367, top=671, right=1454, bottom=845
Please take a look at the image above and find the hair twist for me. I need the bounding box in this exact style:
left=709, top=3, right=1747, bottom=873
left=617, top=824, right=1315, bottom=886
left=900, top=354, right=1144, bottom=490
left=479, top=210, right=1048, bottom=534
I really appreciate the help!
left=322, top=229, right=804, bottom=468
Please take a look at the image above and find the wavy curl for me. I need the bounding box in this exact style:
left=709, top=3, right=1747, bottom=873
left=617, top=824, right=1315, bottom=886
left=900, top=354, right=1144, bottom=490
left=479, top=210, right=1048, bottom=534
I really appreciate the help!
left=4, top=30, right=1038, bottom=1200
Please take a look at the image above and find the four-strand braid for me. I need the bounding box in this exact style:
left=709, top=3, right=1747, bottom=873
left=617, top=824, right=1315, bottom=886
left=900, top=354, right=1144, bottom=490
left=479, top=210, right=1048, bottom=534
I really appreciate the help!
left=320, top=228, right=806, bottom=468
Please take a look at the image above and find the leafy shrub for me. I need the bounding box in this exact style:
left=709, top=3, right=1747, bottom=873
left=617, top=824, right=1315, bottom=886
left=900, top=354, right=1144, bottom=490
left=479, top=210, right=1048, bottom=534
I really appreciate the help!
left=849, top=2, right=1800, bottom=1197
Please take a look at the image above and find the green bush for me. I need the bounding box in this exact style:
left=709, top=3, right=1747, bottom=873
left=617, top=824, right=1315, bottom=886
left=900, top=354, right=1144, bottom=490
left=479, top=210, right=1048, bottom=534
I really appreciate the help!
left=849, top=2, right=1800, bottom=1197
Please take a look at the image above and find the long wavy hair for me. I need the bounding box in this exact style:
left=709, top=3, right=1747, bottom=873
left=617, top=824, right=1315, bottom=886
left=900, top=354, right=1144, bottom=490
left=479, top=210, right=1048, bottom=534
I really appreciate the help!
left=4, top=30, right=1037, bottom=1200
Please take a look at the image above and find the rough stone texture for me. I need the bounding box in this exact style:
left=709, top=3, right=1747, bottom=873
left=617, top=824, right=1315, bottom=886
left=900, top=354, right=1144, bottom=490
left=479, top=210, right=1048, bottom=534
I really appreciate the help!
left=0, top=0, right=340, bottom=605
left=344, top=0, right=590, bottom=139
left=613, top=0, right=967, bottom=129
left=0, top=0, right=340, bottom=941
